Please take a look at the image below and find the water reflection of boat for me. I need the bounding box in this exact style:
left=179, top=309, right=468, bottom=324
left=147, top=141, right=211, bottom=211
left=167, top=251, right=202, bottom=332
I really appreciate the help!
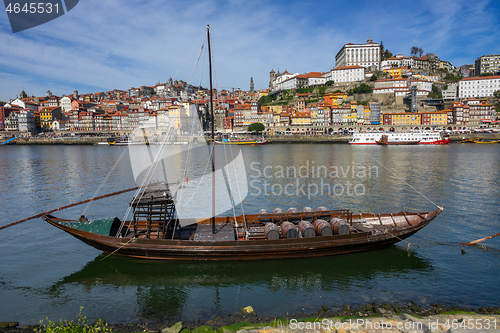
left=49, top=247, right=433, bottom=321
left=56, top=247, right=433, bottom=286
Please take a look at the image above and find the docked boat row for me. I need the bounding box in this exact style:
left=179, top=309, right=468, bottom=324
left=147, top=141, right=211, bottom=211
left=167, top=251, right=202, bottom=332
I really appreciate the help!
left=349, top=131, right=450, bottom=145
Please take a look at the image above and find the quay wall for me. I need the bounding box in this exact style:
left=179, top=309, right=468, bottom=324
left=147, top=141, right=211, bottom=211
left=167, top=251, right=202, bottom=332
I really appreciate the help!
left=4, top=133, right=500, bottom=145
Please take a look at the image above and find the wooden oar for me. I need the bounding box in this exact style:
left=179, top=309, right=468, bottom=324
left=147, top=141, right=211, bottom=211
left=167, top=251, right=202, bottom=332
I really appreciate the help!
left=461, top=232, right=500, bottom=246
left=0, top=185, right=144, bottom=231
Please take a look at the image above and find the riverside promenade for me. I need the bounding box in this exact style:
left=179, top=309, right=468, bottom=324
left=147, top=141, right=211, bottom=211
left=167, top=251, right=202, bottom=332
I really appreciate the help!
left=4, top=133, right=500, bottom=145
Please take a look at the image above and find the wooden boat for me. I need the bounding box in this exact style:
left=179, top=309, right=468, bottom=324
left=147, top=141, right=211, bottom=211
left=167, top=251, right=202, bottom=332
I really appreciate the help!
left=376, top=135, right=420, bottom=145
left=214, top=138, right=268, bottom=145
left=473, top=139, right=500, bottom=144
left=35, top=26, right=443, bottom=261
left=42, top=182, right=443, bottom=260
left=215, top=134, right=267, bottom=145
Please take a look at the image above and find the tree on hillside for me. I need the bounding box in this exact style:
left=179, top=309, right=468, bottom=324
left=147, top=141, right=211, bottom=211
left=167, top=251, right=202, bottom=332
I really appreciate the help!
left=248, top=122, right=265, bottom=132
left=410, top=46, right=424, bottom=57
left=494, top=90, right=500, bottom=99
left=380, top=41, right=393, bottom=60
left=348, top=83, right=372, bottom=95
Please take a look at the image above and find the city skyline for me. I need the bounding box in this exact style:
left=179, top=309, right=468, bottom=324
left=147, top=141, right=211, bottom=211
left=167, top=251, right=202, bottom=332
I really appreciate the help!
left=0, top=0, right=499, bottom=102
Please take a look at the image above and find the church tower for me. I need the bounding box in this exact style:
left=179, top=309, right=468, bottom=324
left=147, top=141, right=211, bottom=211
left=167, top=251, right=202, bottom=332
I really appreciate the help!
left=269, top=69, right=276, bottom=90
left=250, top=77, right=254, bottom=92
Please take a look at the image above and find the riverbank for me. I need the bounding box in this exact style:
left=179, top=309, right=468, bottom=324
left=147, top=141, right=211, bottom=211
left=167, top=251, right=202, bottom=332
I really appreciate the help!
left=4, top=133, right=500, bottom=145
left=2, top=303, right=499, bottom=333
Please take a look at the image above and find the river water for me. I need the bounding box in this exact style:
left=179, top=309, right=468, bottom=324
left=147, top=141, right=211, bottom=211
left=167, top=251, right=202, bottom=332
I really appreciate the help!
left=0, top=143, right=499, bottom=324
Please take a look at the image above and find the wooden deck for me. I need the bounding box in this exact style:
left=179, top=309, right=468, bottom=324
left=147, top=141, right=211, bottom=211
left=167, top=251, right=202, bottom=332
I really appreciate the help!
left=193, top=223, right=236, bottom=241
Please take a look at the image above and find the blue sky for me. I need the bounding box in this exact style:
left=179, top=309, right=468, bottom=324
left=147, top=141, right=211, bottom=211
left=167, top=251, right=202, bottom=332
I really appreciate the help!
left=0, top=0, right=499, bottom=102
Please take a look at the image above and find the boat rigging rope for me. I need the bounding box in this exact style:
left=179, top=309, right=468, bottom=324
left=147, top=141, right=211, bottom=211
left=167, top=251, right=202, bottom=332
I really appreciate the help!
left=356, top=146, right=443, bottom=210
left=172, top=30, right=206, bottom=84
left=211, top=49, right=248, bottom=232
left=99, top=236, right=137, bottom=261
left=116, top=127, right=174, bottom=236
left=80, top=147, right=130, bottom=217
left=177, top=37, right=208, bottom=208
left=371, top=224, right=418, bottom=250
left=209, top=27, right=268, bottom=77
left=210, top=52, right=238, bottom=226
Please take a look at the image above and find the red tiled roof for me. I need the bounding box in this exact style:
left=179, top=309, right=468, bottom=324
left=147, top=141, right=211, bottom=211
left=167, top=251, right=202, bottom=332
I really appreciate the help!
left=333, top=65, right=364, bottom=70
left=460, top=75, right=500, bottom=81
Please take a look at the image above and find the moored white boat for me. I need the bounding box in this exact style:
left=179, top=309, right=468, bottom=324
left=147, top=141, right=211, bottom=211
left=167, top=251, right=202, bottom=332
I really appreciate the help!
left=349, top=131, right=450, bottom=145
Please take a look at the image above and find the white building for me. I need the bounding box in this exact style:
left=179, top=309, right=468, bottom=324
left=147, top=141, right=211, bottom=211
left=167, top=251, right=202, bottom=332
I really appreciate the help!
left=279, top=72, right=326, bottom=91
left=272, top=72, right=299, bottom=91
left=157, top=108, right=170, bottom=131
left=459, top=76, right=500, bottom=99
left=373, top=79, right=432, bottom=96
left=18, top=108, right=35, bottom=133
left=442, top=83, right=458, bottom=101
left=335, top=37, right=380, bottom=70
left=475, top=54, right=500, bottom=75
left=322, top=65, right=365, bottom=83
left=60, top=96, right=73, bottom=112
left=381, top=55, right=414, bottom=70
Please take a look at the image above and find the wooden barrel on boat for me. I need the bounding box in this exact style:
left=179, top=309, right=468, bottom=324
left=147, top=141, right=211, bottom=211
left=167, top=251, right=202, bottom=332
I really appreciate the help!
left=316, top=206, right=330, bottom=219
left=287, top=207, right=301, bottom=223
left=302, top=207, right=313, bottom=221
left=281, top=221, right=298, bottom=239
left=264, top=223, right=280, bottom=240
left=330, top=217, right=349, bottom=235
left=314, top=219, right=332, bottom=236
left=258, top=209, right=272, bottom=224
left=273, top=208, right=284, bottom=214
left=273, top=208, right=284, bottom=222
left=298, top=220, right=315, bottom=238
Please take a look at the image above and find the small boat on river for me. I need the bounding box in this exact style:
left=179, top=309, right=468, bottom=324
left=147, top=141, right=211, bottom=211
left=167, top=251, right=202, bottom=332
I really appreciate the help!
left=42, top=181, right=443, bottom=260
left=350, top=131, right=449, bottom=145
left=215, top=134, right=267, bottom=145
left=473, top=139, right=500, bottom=144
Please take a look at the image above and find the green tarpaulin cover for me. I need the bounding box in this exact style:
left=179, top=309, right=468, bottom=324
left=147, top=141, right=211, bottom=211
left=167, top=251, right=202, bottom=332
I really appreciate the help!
left=57, top=218, right=117, bottom=236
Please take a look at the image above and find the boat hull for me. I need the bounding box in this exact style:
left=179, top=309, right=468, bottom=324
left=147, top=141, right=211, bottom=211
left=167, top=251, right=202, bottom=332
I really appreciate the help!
left=473, top=140, right=500, bottom=144
left=214, top=140, right=268, bottom=145
left=43, top=208, right=442, bottom=260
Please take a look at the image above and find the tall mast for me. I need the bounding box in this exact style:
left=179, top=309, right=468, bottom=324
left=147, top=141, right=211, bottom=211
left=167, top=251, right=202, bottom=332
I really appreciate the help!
left=207, top=25, right=216, bottom=235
